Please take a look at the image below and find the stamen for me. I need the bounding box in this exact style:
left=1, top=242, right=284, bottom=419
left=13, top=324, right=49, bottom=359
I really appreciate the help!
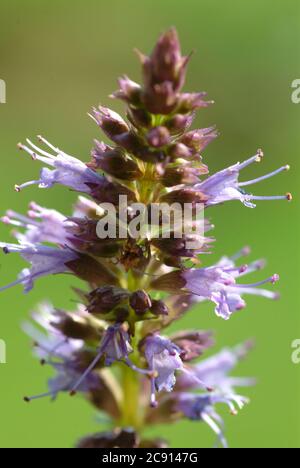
left=201, top=412, right=228, bottom=449
left=230, top=394, right=249, bottom=410
left=234, top=287, right=280, bottom=300
left=0, top=276, right=27, bottom=292
left=217, top=397, right=238, bottom=415
left=24, top=391, right=56, bottom=402
left=69, top=330, right=113, bottom=395
left=239, top=165, right=290, bottom=187
left=230, top=246, right=251, bottom=261
left=248, top=194, right=291, bottom=202
left=37, top=135, right=60, bottom=154
left=69, top=349, right=104, bottom=396
left=26, top=138, right=56, bottom=160
left=32, top=341, right=66, bottom=360
left=236, top=260, right=266, bottom=277
left=238, top=150, right=263, bottom=171
left=17, top=143, right=37, bottom=160
left=1, top=216, right=23, bottom=227
left=181, top=366, right=214, bottom=392
left=1, top=210, right=39, bottom=228
left=235, top=274, right=279, bottom=289
left=15, top=181, right=41, bottom=192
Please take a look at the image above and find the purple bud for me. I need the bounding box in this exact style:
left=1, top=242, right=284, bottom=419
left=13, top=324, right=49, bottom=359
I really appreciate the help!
left=88, top=179, right=136, bottom=205
left=160, top=165, right=208, bottom=187
left=177, top=92, right=214, bottom=113
left=141, top=28, right=189, bottom=107
left=130, top=290, right=152, bottom=315
left=165, top=113, right=195, bottom=134
left=90, top=142, right=143, bottom=181
left=180, top=127, right=218, bottom=153
left=143, top=81, right=178, bottom=115
left=160, top=187, right=208, bottom=207
left=112, top=76, right=142, bottom=106
left=91, top=106, right=129, bottom=141
left=152, top=234, right=213, bottom=258
left=87, top=286, right=129, bottom=315
left=150, top=299, right=169, bottom=317
left=168, top=142, right=193, bottom=159
left=127, top=107, right=152, bottom=129
left=146, top=126, right=170, bottom=148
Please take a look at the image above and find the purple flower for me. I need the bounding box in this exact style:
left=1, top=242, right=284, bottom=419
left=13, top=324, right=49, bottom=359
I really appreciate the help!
left=1, top=202, right=76, bottom=246
left=194, top=150, right=291, bottom=208
left=0, top=242, right=78, bottom=293
left=15, top=136, right=105, bottom=193
left=175, top=392, right=248, bottom=448
left=144, top=335, right=183, bottom=407
left=22, top=303, right=102, bottom=401
left=23, top=302, right=84, bottom=360
left=152, top=249, right=280, bottom=320
left=178, top=341, right=255, bottom=393
left=0, top=28, right=292, bottom=449
left=69, top=323, right=150, bottom=396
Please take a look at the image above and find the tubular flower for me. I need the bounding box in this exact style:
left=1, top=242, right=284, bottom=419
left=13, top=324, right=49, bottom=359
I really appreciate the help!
left=0, top=29, right=291, bottom=448
left=151, top=249, right=280, bottom=320
left=193, top=151, right=291, bottom=208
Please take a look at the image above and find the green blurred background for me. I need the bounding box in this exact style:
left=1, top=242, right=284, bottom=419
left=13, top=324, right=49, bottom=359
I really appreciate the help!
left=0, top=0, right=299, bottom=448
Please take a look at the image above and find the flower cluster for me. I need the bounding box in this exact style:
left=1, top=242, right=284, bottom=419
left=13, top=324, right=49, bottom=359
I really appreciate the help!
left=0, top=29, right=291, bottom=448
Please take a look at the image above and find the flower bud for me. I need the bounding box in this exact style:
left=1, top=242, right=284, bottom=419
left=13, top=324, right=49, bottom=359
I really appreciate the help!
left=168, top=142, right=193, bottom=159
left=150, top=299, right=169, bottom=316
left=112, top=76, right=142, bottom=106
left=143, top=81, right=178, bottom=115
left=87, top=286, right=129, bottom=315
left=177, top=92, right=214, bottom=113
left=152, top=234, right=213, bottom=258
left=91, top=106, right=129, bottom=140
left=180, top=126, right=218, bottom=153
left=89, top=179, right=136, bottom=205
left=127, top=107, right=152, bottom=129
left=90, top=143, right=143, bottom=181
left=146, top=28, right=185, bottom=85
left=160, top=188, right=208, bottom=207
left=130, top=290, right=152, bottom=315
left=160, top=165, right=208, bottom=187
left=165, top=113, right=194, bottom=134
left=115, top=132, right=167, bottom=163
left=146, top=126, right=170, bottom=148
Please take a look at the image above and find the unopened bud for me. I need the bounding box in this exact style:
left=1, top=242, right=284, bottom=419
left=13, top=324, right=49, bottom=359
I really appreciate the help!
left=146, top=126, right=170, bottom=148
left=130, top=290, right=152, bottom=315
left=150, top=299, right=169, bottom=316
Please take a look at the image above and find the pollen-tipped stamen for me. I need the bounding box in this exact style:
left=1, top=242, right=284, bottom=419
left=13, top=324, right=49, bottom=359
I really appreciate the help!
left=247, top=194, right=292, bottom=202
left=37, top=135, right=60, bottom=154
left=239, top=165, right=290, bottom=187
left=23, top=391, right=56, bottom=402
left=237, top=150, right=264, bottom=171
left=235, top=274, right=279, bottom=289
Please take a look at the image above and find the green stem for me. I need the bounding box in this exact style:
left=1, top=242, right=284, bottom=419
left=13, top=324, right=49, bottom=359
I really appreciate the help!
left=120, top=364, right=143, bottom=430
